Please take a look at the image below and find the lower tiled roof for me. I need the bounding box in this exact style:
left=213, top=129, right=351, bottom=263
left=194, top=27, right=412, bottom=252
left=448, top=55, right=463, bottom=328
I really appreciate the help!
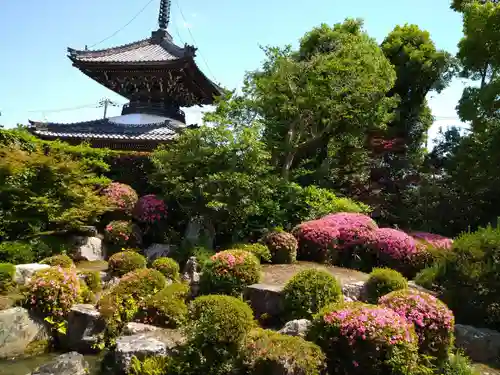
left=28, top=115, right=183, bottom=142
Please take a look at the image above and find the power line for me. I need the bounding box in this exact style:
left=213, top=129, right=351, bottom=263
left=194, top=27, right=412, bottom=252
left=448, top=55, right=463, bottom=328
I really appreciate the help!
left=88, top=0, right=156, bottom=49
left=172, top=0, right=217, bottom=83
left=27, top=102, right=101, bottom=114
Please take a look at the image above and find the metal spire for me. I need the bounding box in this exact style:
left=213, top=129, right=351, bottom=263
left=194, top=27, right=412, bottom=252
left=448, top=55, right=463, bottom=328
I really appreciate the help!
left=158, top=0, right=171, bottom=30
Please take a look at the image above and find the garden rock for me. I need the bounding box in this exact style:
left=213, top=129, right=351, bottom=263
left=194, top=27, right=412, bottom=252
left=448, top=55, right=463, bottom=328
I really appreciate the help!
left=62, top=304, right=104, bottom=353
left=0, top=307, right=49, bottom=359
left=244, top=284, right=285, bottom=319
left=72, top=235, right=105, bottom=261
left=455, top=324, right=500, bottom=364
left=278, top=319, right=311, bottom=337
left=14, top=264, right=50, bottom=285
left=182, top=256, right=201, bottom=298
left=123, top=322, right=159, bottom=335
left=341, top=281, right=364, bottom=301
left=115, top=330, right=184, bottom=373
left=144, top=243, right=173, bottom=262
left=31, top=352, right=88, bottom=375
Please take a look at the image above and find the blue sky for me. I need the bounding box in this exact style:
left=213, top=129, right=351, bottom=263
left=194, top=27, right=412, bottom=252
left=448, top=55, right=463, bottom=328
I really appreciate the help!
left=0, top=0, right=466, bottom=142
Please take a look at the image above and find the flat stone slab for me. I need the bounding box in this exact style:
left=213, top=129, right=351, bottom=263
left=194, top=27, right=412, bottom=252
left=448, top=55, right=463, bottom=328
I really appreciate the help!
left=14, top=264, right=50, bottom=285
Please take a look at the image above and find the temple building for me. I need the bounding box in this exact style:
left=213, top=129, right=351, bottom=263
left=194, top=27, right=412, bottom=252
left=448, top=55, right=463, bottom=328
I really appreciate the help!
left=28, top=0, right=223, bottom=151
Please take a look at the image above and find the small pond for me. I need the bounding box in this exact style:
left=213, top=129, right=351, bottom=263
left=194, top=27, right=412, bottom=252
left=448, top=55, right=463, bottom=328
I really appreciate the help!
left=0, top=353, right=103, bottom=375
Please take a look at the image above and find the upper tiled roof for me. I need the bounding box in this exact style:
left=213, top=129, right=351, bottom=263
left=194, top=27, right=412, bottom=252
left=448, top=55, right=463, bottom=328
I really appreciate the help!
left=68, top=30, right=195, bottom=64
left=28, top=114, right=184, bottom=141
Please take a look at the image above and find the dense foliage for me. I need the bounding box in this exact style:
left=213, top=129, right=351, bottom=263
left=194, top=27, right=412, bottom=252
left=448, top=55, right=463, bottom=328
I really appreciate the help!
left=200, top=250, right=261, bottom=296
left=282, top=268, right=343, bottom=320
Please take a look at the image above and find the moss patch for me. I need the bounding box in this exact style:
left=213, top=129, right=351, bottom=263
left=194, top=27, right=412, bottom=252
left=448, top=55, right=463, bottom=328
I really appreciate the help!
left=23, top=339, right=51, bottom=357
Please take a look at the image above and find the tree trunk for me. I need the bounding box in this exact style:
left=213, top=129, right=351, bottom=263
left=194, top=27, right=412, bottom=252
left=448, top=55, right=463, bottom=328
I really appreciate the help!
left=281, top=151, right=295, bottom=180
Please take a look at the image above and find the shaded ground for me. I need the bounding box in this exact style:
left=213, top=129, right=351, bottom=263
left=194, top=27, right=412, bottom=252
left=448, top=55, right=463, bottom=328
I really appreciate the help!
left=261, top=261, right=369, bottom=286
left=474, top=363, right=500, bottom=375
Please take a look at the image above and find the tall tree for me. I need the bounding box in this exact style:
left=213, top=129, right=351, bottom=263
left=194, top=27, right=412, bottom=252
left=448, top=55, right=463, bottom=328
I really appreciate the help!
left=451, top=0, right=500, bottom=12
left=246, top=19, right=397, bottom=189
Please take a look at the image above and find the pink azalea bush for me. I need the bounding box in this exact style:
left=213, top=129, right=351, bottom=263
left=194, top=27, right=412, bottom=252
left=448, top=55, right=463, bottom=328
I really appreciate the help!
left=200, top=250, right=261, bottom=296
left=379, top=289, right=455, bottom=359
left=409, top=232, right=453, bottom=250
left=292, top=220, right=340, bottom=262
left=101, top=182, right=138, bottom=213
left=321, top=212, right=377, bottom=231
left=26, top=266, right=80, bottom=321
left=133, top=194, right=167, bottom=224
left=307, top=303, right=419, bottom=374
left=104, top=220, right=141, bottom=247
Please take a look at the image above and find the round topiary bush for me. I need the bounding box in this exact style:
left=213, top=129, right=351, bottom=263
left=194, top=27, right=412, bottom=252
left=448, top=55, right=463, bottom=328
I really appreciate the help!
left=242, top=328, right=325, bottom=375
left=369, top=228, right=423, bottom=277
left=152, top=257, right=180, bottom=281
left=283, top=268, right=343, bottom=320
left=108, top=251, right=146, bottom=277
left=137, top=282, right=189, bottom=328
left=0, top=263, right=15, bottom=292
left=133, top=194, right=167, bottom=224
left=364, top=267, right=408, bottom=304
left=101, top=182, right=138, bottom=214
left=25, top=266, right=80, bottom=320
left=231, top=243, right=271, bottom=263
left=104, top=220, right=142, bottom=247
left=379, top=289, right=455, bottom=360
left=40, top=254, right=74, bottom=268
left=261, top=231, right=298, bottom=264
left=200, top=250, right=261, bottom=296
left=188, top=294, right=255, bottom=345
left=292, top=220, right=339, bottom=262
left=307, top=303, right=419, bottom=374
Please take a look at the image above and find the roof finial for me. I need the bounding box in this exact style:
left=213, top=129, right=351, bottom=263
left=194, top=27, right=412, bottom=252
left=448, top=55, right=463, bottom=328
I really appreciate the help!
left=158, top=0, right=171, bottom=30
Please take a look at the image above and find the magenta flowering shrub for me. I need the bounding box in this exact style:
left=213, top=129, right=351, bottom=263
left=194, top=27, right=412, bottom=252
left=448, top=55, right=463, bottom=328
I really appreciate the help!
left=379, top=289, right=455, bottom=359
left=308, top=303, right=419, bottom=374
left=321, top=212, right=378, bottom=231
left=200, top=250, right=261, bottom=296
left=133, top=194, right=167, bottom=224
left=409, top=232, right=453, bottom=250
left=25, top=266, right=80, bottom=321
left=104, top=220, right=141, bottom=247
left=292, top=220, right=340, bottom=262
left=101, top=182, right=138, bottom=213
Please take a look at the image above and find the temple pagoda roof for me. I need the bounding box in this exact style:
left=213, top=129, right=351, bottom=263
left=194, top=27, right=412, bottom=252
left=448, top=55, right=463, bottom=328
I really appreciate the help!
left=28, top=113, right=182, bottom=142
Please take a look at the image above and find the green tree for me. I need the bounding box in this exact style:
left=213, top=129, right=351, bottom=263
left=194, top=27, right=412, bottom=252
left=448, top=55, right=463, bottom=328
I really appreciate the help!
left=451, top=0, right=500, bottom=12
left=246, top=19, right=397, bottom=187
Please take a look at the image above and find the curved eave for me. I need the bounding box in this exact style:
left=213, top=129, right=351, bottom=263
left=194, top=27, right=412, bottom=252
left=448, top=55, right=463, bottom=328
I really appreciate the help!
left=184, top=58, right=225, bottom=103
left=68, top=55, right=189, bottom=69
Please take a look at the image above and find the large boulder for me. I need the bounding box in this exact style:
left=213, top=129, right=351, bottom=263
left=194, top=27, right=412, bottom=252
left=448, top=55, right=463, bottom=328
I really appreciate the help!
left=278, top=319, right=311, bottom=338
left=244, top=284, right=285, bottom=320
left=62, top=304, right=105, bottom=353
left=455, top=324, right=500, bottom=364
left=14, top=264, right=50, bottom=285
left=72, top=236, right=105, bottom=261
left=31, top=352, right=88, bottom=375
left=341, top=281, right=365, bottom=301
left=0, top=307, right=50, bottom=359
left=144, top=243, right=173, bottom=262
left=114, top=330, right=185, bottom=373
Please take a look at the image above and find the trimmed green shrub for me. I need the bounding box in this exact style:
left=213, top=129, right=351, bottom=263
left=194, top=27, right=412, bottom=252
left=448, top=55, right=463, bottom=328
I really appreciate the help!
left=200, top=250, right=260, bottom=296
left=188, top=295, right=255, bottom=345
left=108, top=251, right=146, bottom=277
left=283, top=268, right=342, bottom=320
left=380, top=289, right=455, bottom=360
left=241, top=328, right=325, bottom=375
left=364, top=267, right=408, bottom=304
left=151, top=257, right=180, bottom=281
left=0, top=263, right=15, bottom=292
left=25, top=266, right=80, bottom=322
left=261, top=230, right=297, bottom=264
left=431, top=225, right=500, bottom=330
left=307, top=302, right=420, bottom=374
left=231, top=243, right=271, bottom=263
left=137, top=283, right=189, bottom=328
left=40, top=254, right=74, bottom=268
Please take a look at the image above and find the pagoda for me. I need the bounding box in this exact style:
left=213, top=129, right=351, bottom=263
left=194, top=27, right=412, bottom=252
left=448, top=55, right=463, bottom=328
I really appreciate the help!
left=28, top=0, right=223, bottom=151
